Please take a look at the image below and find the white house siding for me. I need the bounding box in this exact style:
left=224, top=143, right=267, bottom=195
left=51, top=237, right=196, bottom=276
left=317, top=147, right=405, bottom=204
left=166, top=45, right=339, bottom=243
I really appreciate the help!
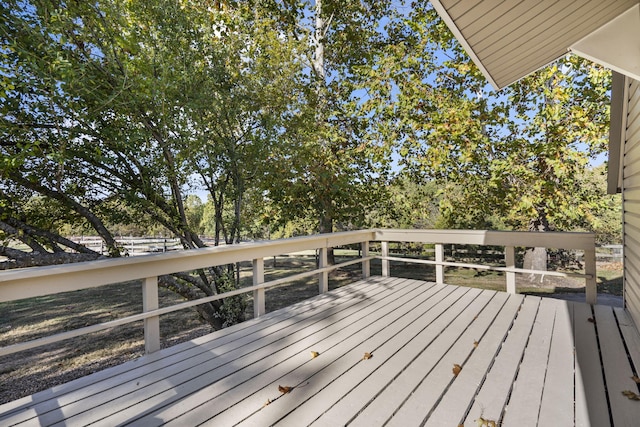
left=623, top=77, right=640, bottom=328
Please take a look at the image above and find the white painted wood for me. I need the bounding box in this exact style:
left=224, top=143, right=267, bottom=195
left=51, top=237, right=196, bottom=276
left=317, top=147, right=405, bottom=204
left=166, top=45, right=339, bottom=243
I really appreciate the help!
left=387, top=292, right=510, bottom=426
left=594, top=304, right=640, bottom=426
left=505, top=246, right=516, bottom=294
left=431, top=0, right=636, bottom=89
left=361, top=241, right=370, bottom=278
left=0, top=230, right=376, bottom=302
left=0, top=283, right=367, bottom=418
left=570, top=5, right=640, bottom=82
left=311, top=286, right=475, bottom=427
left=381, top=241, right=389, bottom=277
left=4, top=279, right=640, bottom=427
left=616, top=308, right=640, bottom=401
left=435, top=243, right=444, bottom=284
left=572, top=302, right=610, bottom=427
left=318, top=247, right=328, bottom=293
left=464, top=296, right=541, bottom=425
left=349, top=288, right=489, bottom=426
left=250, top=283, right=455, bottom=427
left=253, top=258, right=265, bottom=317
left=625, top=78, right=640, bottom=330
left=143, top=276, right=161, bottom=354
left=373, top=229, right=595, bottom=251
left=162, top=279, right=443, bottom=427
left=425, top=292, right=524, bottom=426
left=1, top=278, right=396, bottom=426
left=537, top=301, right=574, bottom=426
left=498, top=298, right=556, bottom=427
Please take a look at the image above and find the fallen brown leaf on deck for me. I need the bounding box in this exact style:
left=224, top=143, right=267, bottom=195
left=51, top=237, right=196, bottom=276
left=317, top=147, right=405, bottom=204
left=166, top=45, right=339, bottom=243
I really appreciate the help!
left=632, top=375, right=640, bottom=384
left=263, top=399, right=272, bottom=407
left=363, top=352, right=373, bottom=360
left=453, top=364, right=462, bottom=376
left=311, top=351, right=320, bottom=358
left=476, top=417, right=497, bottom=427
left=473, top=340, right=479, bottom=348
left=278, top=385, right=292, bottom=394
left=622, top=390, right=640, bottom=400
left=588, top=317, right=595, bottom=323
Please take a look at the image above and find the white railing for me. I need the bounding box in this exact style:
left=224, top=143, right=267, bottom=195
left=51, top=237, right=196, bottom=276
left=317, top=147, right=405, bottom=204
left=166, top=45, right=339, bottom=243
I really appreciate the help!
left=0, top=229, right=596, bottom=358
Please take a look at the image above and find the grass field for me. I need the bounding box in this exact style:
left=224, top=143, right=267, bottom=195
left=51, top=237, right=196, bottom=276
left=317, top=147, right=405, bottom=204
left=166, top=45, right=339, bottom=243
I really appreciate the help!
left=0, top=254, right=622, bottom=404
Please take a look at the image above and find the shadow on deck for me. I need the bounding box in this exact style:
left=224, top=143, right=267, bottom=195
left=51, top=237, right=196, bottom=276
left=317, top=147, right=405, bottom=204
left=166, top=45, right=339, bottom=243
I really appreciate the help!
left=2, top=276, right=640, bottom=426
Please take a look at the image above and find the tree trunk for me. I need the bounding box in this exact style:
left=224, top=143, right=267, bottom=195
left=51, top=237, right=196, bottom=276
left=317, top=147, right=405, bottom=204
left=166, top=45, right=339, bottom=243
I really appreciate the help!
left=313, top=0, right=335, bottom=265
left=523, top=214, right=549, bottom=284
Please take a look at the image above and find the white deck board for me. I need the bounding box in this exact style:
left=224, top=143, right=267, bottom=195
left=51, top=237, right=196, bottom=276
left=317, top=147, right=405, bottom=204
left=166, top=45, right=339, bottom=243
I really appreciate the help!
left=3, top=276, right=640, bottom=427
left=425, top=292, right=524, bottom=426
left=573, top=301, right=610, bottom=427
left=537, top=300, right=575, bottom=426
left=595, top=304, right=640, bottom=426
left=464, top=296, right=541, bottom=425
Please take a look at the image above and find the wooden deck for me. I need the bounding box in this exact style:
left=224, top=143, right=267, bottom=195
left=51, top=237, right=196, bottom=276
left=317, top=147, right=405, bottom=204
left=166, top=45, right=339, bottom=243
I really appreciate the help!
left=2, top=276, right=640, bottom=426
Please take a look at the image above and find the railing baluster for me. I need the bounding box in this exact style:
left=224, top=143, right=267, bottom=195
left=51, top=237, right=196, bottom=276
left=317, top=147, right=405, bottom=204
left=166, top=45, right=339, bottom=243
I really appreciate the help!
left=319, top=247, right=328, bottom=293
left=362, top=241, right=370, bottom=278
left=142, top=276, right=160, bottom=354
left=505, top=246, right=516, bottom=294
left=435, top=243, right=444, bottom=284
left=381, top=241, right=389, bottom=277
left=253, top=258, right=265, bottom=317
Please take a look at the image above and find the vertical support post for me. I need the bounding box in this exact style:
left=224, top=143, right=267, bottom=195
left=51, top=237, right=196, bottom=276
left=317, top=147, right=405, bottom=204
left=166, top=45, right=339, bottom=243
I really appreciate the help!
left=319, top=246, right=329, bottom=293
left=584, top=248, right=597, bottom=305
left=381, top=241, right=390, bottom=277
left=435, top=243, right=444, bottom=284
left=362, top=241, right=370, bottom=279
left=505, top=246, right=516, bottom=294
left=143, top=276, right=160, bottom=354
left=253, top=258, right=265, bottom=317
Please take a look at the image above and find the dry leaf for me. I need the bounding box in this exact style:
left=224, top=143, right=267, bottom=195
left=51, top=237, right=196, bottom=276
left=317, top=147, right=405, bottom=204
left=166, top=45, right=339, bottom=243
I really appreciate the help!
left=452, top=364, right=462, bottom=376
left=363, top=352, right=373, bottom=360
left=473, top=340, right=479, bottom=348
left=278, top=385, right=292, bottom=394
left=263, top=399, right=272, bottom=407
left=311, top=351, right=320, bottom=358
left=587, top=317, right=595, bottom=323
left=622, top=390, right=640, bottom=400
left=632, top=375, right=640, bottom=384
left=476, top=417, right=497, bottom=427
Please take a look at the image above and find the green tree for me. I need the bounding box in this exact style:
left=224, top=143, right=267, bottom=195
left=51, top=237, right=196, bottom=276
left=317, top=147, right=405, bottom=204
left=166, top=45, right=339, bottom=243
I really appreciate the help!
left=259, top=0, right=397, bottom=261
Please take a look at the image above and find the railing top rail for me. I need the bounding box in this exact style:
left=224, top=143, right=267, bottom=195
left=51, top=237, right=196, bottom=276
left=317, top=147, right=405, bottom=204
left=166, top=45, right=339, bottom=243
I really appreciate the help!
left=373, top=229, right=595, bottom=250
left=0, top=230, right=376, bottom=303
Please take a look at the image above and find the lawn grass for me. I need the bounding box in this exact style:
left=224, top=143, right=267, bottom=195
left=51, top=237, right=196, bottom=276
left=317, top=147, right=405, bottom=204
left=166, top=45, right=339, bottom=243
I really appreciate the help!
left=0, top=253, right=622, bottom=404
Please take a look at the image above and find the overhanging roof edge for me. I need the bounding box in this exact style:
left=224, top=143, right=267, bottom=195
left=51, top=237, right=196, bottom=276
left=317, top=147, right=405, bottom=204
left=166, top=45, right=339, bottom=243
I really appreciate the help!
left=429, top=0, right=501, bottom=90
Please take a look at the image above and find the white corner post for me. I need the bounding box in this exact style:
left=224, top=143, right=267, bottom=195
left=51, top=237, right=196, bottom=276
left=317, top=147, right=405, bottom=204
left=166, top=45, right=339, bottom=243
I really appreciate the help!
left=584, top=248, right=597, bottom=305
left=381, top=241, right=390, bottom=277
left=435, top=244, right=444, bottom=284
left=319, top=246, right=329, bottom=293
left=362, top=241, right=370, bottom=278
left=142, top=276, right=160, bottom=354
left=253, top=258, right=265, bottom=317
left=505, top=246, right=516, bottom=294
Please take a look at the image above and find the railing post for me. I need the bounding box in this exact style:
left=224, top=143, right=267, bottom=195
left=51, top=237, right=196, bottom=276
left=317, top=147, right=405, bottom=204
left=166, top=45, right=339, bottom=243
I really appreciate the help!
left=319, top=246, right=329, bottom=293
left=584, top=248, right=597, bottom=305
left=253, top=258, right=265, bottom=317
left=142, top=276, right=160, bottom=354
left=381, top=241, right=390, bottom=277
left=505, top=246, right=516, bottom=294
left=435, top=243, right=444, bottom=284
left=362, top=241, right=370, bottom=278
